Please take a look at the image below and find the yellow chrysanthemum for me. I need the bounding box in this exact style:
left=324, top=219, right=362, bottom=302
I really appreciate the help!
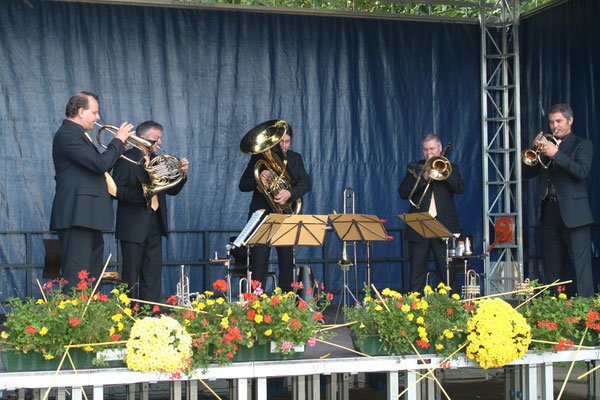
left=119, top=294, right=131, bottom=305
left=39, top=327, right=48, bottom=336
left=112, top=313, right=123, bottom=322
left=282, top=313, right=290, bottom=322
left=43, top=354, right=54, bottom=360
left=84, top=346, right=94, bottom=352
left=254, top=314, right=264, bottom=323
left=407, top=313, right=414, bottom=321
left=265, top=329, right=273, bottom=337
left=374, top=305, right=383, bottom=311
left=401, top=304, right=410, bottom=312
left=216, top=297, right=225, bottom=304
left=36, top=299, right=45, bottom=304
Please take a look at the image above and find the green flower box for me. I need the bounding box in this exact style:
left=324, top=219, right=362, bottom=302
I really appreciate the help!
left=1, top=348, right=124, bottom=372
left=351, top=334, right=391, bottom=356
left=231, top=342, right=304, bottom=362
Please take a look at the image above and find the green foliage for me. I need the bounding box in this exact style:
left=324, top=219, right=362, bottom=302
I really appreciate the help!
left=172, top=282, right=332, bottom=370
left=1, top=273, right=139, bottom=360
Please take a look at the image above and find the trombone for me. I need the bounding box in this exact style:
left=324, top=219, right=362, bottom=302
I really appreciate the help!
left=521, top=130, right=559, bottom=169
left=94, top=122, right=155, bottom=165
left=408, top=142, right=453, bottom=209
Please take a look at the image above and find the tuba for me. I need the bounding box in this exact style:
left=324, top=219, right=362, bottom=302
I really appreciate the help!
left=240, top=120, right=303, bottom=214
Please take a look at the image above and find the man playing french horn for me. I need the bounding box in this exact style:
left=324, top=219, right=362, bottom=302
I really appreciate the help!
left=239, top=121, right=311, bottom=293
left=112, top=120, right=188, bottom=303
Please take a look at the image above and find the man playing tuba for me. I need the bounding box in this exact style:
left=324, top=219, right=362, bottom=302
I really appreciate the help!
left=239, top=121, right=311, bottom=293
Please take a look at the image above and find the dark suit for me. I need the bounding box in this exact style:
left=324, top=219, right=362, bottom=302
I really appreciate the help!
left=399, top=161, right=464, bottom=292
left=112, top=147, right=187, bottom=303
left=239, top=147, right=311, bottom=292
left=523, top=132, right=594, bottom=296
left=50, top=119, right=125, bottom=290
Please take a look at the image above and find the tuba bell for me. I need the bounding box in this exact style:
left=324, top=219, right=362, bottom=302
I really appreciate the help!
left=240, top=120, right=303, bottom=214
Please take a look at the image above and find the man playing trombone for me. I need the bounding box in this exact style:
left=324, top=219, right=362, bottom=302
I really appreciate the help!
left=523, top=104, right=594, bottom=297
left=399, top=133, right=464, bottom=293
left=50, top=92, right=134, bottom=291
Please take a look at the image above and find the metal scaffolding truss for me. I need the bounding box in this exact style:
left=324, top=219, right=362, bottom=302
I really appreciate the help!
left=480, top=0, right=523, bottom=296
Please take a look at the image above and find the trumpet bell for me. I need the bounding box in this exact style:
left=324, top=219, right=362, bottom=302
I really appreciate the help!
left=521, top=149, right=539, bottom=166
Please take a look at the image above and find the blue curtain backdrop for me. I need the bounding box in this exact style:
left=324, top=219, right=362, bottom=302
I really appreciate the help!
left=0, top=0, right=507, bottom=300
left=520, top=0, right=600, bottom=283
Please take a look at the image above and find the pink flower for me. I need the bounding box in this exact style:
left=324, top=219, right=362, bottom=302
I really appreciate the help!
left=281, top=340, right=293, bottom=352
left=308, top=337, right=317, bottom=347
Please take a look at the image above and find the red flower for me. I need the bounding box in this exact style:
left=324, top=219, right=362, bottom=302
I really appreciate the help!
left=291, top=318, right=301, bottom=329
left=231, top=316, right=236, bottom=324
left=321, top=282, right=325, bottom=290
left=416, top=339, right=430, bottom=349
left=291, top=281, right=303, bottom=290
left=166, top=295, right=178, bottom=305
left=227, top=352, right=234, bottom=358
left=557, top=285, right=565, bottom=292
left=69, top=317, right=80, bottom=327
left=567, top=300, right=572, bottom=306
left=202, top=317, right=208, bottom=327
left=97, top=293, right=108, bottom=302
left=313, top=311, right=323, bottom=321
left=110, top=334, right=120, bottom=342
left=411, top=302, right=419, bottom=310
left=271, top=296, right=281, bottom=305
left=307, top=287, right=313, bottom=294
left=447, top=308, right=453, bottom=315
left=183, top=311, right=196, bottom=320
left=77, top=280, right=89, bottom=290
left=298, top=299, right=307, bottom=309
left=25, top=326, right=37, bottom=334
left=264, top=315, right=272, bottom=322
left=153, top=305, right=161, bottom=313
left=169, top=371, right=182, bottom=380
left=251, top=280, right=261, bottom=290
left=78, top=270, right=90, bottom=281
left=243, top=292, right=257, bottom=301
left=326, top=293, right=334, bottom=301
left=464, top=303, right=475, bottom=310
left=247, top=309, right=256, bottom=320
left=212, top=279, right=228, bottom=292
left=587, top=308, right=598, bottom=322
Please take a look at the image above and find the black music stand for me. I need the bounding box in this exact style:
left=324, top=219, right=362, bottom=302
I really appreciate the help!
left=329, top=214, right=391, bottom=289
left=268, top=215, right=328, bottom=295
left=398, top=212, right=454, bottom=286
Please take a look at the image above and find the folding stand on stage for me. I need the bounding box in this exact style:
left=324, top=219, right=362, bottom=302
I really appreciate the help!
left=398, top=211, right=454, bottom=286
left=211, top=209, right=265, bottom=301
left=267, top=214, right=328, bottom=300
left=329, top=213, right=391, bottom=292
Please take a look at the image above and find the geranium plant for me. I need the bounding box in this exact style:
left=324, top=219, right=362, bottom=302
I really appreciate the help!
left=345, top=284, right=470, bottom=356
left=1, top=271, right=138, bottom=360
left=519, top=285, right=599, bottom=351
left=173, top=279, right=332, bottom=370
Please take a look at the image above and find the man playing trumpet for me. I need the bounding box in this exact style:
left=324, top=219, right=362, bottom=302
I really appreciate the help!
left=50, top=92, right=134, bottom=291
left=523, top=104, right=594, bottom=297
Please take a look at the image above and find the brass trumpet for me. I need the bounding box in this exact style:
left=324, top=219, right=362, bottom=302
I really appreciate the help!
left=408, top=142, right=452, bottom=209
left=95, top=122, right=153, bottom=164
left=521, top=130, right=559, bottom=169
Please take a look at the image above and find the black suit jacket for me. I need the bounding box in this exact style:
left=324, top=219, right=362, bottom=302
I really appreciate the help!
left=239, top=148, right=311, bottom=216
left=50, top=119, right=125, bottom=231
left=112, top=147, right=187, bottom=243
left=398, top=161, right=465, bottom=242
left=523, top=132, right=593, bottom=228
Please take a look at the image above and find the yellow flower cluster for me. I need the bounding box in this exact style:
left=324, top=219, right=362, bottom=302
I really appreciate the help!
left=466, top=298, right=531, bottom=369
left=126, top=315, right=192, bottom=373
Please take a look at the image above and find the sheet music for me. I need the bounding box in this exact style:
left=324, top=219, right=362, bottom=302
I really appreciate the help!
left=232, top=209, right=265, bottom=248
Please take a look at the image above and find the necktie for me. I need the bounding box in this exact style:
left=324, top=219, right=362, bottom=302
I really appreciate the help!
left=428, top=191, right=437, bottom=218
left=150, top=195, right=159, bottom=211
left=83, top=131, right=117, bottom=196
left=143, top=155, right=159, bottom=211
